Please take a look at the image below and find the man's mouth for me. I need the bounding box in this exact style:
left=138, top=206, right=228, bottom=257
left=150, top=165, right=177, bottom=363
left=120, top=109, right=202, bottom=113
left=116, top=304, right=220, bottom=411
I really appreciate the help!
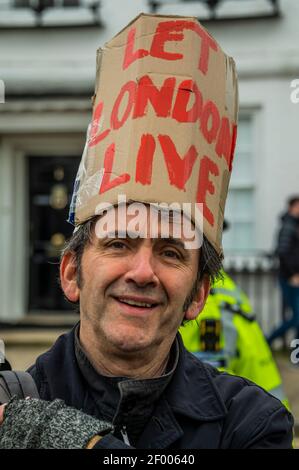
left=114, top=296, right=159, bottom=309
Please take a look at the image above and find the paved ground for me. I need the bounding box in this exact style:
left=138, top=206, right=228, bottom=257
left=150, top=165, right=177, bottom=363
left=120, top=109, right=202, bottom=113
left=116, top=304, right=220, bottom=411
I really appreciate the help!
left=3, top=329, right=65, bottom=371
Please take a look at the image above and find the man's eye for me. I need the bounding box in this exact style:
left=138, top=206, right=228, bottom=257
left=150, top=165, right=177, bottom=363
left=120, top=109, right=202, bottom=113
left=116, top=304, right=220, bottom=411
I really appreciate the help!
left=107, top=241, right=127, bottom=249
left=162, top=249, right=181, bottom=260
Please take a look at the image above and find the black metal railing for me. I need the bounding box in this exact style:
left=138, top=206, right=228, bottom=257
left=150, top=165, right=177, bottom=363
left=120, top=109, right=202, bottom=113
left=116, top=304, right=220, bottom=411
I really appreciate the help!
left=224, top=253, right=290, bottom=348
left=0, top=0, right=102, bottom=27
left=148, top=0, right=281, bottom=21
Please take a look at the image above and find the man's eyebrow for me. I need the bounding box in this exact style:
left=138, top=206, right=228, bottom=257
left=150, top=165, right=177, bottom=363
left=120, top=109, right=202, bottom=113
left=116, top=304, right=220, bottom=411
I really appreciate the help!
left=96, top=232, right=190, bottom=253
left=97, top=230, right=141, bottom=240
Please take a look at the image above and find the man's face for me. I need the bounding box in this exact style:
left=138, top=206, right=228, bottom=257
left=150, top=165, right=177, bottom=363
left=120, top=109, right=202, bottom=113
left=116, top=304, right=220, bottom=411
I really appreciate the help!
left=290, top=201, right=299, bottom=218
left=61, top=207, right=209, bottom=356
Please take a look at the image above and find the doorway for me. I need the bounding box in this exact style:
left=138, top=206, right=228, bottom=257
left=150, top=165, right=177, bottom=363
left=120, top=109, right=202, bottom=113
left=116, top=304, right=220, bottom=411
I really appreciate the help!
left=28, top=156, right=80, bottom=312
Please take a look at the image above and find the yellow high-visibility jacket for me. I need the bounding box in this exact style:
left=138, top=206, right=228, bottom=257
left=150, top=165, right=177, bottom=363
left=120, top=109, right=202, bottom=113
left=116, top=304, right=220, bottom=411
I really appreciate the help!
left=180, top=271, right=289, bottom=409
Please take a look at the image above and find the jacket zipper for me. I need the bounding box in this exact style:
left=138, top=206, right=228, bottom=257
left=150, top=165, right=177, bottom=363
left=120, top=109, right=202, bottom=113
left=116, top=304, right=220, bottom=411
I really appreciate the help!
left=120, top=425, right=131, bottom=446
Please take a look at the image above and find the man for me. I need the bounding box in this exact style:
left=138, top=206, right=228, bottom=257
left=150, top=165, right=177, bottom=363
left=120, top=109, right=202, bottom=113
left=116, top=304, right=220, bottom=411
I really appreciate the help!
left=268, top=196, right=299, bottom=345
left=0, top=208, right=294, bottom=448
left=0, top=13, right=294, bottom=449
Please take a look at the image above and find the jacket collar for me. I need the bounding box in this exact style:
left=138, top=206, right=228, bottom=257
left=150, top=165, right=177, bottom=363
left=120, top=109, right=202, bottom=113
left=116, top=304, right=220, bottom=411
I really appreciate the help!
left=137, top=334, right=228, bottom=448
left=36, top=325, right=227, bottom=423
left=165, top=333, right=228, bottom=421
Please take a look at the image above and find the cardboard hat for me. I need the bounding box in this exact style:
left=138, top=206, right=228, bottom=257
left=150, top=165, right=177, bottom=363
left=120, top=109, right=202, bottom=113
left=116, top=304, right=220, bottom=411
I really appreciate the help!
left=69, top=13, right=238, bottom=256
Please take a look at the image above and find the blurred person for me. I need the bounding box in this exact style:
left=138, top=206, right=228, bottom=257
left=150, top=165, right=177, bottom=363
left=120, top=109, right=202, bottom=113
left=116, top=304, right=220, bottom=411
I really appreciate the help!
left=268, top=196, right=299, bottom=346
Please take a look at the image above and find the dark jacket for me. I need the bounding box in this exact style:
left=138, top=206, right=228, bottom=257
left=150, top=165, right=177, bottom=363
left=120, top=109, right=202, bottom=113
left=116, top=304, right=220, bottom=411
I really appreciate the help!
left=28, top=327, right=293, bottom=449
left=277, top=213, right=299, bottom=279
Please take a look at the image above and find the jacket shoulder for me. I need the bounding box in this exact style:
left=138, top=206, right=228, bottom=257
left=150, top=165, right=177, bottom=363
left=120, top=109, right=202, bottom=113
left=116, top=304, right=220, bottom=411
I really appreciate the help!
left=199, top=361, right=294, bottom=448
left=26, top=327, right=78, bottom=400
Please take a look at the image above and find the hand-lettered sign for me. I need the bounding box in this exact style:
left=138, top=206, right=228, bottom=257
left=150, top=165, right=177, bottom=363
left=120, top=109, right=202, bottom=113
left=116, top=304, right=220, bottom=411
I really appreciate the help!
left=70, top=13, right=238, bottom=255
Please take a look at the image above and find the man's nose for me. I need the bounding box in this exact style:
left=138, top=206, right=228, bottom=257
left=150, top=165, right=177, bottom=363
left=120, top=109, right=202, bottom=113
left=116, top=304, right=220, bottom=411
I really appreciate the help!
left=124, top=247, right=159, bottom=287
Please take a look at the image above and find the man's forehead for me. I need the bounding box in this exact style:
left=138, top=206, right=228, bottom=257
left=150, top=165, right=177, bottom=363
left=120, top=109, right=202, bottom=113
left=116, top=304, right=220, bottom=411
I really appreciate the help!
left=92, top=202, right=203, bottom=250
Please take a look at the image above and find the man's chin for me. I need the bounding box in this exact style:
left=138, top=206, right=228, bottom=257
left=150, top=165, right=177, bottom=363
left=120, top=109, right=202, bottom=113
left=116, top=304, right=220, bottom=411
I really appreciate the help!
left=107, top=332, right=152, bottom=354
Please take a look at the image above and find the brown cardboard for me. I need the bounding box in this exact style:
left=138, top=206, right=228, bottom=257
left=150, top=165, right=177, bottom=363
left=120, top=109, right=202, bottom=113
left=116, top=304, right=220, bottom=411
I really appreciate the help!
left=72, top=13, right=238, bottom=256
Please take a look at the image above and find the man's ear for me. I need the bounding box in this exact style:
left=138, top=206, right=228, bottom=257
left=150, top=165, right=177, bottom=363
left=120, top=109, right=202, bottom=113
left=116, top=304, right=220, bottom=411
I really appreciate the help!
left=185, top=275, right=210, bottom=321
left=60, top=252, right=80, bottom=303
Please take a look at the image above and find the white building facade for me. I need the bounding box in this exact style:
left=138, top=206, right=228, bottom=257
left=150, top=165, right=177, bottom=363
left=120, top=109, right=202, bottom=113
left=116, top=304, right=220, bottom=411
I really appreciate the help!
left=0, top=0, right=298, bottom=331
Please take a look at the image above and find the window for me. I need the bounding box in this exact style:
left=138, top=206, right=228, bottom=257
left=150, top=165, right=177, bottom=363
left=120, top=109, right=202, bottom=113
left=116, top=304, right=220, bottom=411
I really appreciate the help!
left=0, top=0, right=102, bottom=28
left=222, top=115, right=255, bottom=254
